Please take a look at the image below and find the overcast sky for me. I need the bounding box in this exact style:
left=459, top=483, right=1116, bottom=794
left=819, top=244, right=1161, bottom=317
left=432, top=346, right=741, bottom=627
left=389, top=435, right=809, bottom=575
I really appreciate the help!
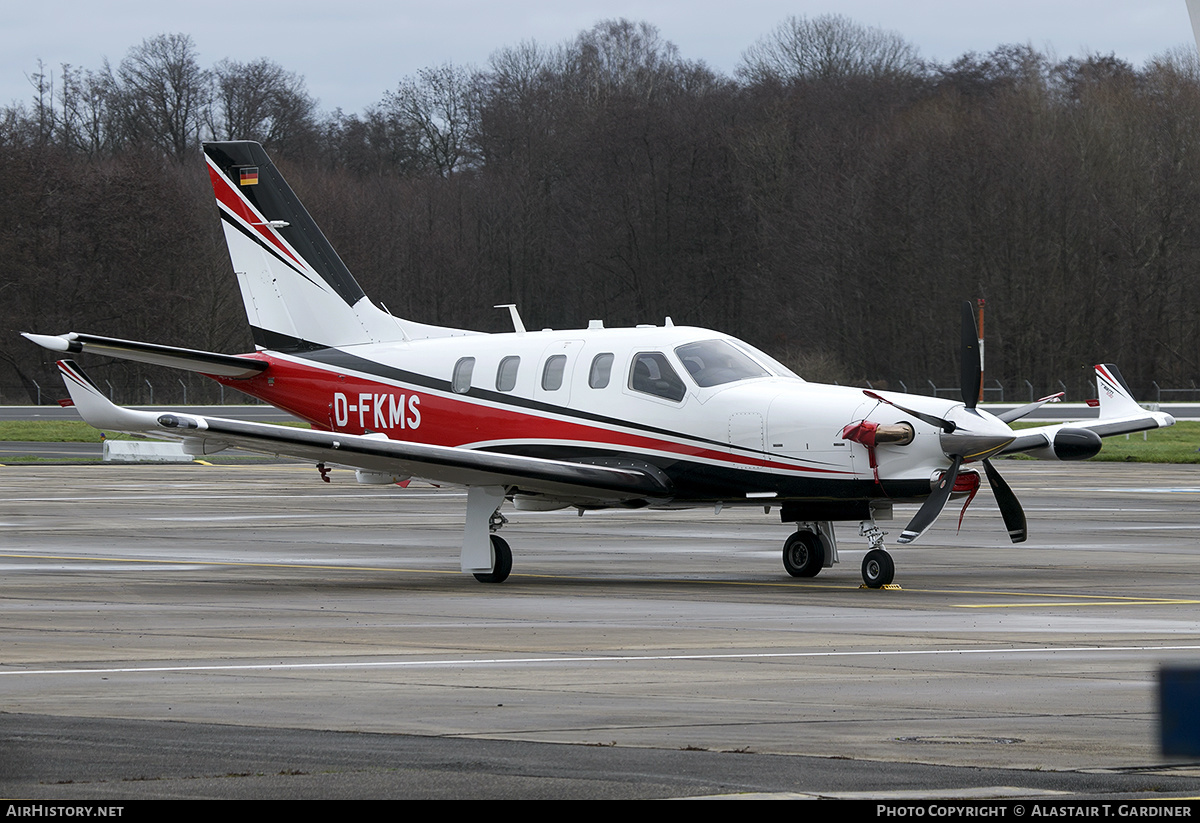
left=2, top=0, right=1195, bottom=115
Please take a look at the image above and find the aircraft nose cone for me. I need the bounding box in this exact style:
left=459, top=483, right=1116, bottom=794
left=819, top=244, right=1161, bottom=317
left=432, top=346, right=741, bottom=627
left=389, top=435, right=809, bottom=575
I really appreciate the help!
left=939, top=409, right=1015, bottom=461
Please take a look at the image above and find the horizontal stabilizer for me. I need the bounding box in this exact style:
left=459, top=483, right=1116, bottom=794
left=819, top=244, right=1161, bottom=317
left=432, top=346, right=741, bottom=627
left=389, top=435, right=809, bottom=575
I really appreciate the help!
left=25, top=332, right=266, bottom=378
left=57, top=360, right=168, bottom=432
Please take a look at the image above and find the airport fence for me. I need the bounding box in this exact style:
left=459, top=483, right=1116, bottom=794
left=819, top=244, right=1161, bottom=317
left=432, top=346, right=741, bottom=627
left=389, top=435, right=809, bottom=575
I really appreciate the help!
left=0, top=377, right=266, bottom=408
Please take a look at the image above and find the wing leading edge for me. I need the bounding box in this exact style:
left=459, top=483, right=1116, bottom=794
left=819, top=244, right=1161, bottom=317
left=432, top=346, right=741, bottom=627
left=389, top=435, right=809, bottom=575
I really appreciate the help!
left=55, top=360, right=673, bottom=504
left=24, top=332, right=266, bottom=379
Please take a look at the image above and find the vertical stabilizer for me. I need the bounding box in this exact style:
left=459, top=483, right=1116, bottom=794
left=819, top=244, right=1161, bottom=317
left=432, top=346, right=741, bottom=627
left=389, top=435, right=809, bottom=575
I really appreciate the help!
left=1094, top=364, right=1145, bottom=419
left=205, top=142, right=409, bottom=350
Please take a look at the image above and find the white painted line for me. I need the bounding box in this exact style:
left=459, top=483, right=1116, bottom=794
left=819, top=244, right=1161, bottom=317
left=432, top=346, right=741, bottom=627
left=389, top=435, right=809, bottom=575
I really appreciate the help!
left=5, top=644, right=1200, bottom=677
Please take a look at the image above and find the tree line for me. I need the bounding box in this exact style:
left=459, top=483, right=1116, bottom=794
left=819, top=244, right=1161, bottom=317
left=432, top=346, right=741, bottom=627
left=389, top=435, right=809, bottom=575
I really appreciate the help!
left=3, top=16, right=1199, bottom=405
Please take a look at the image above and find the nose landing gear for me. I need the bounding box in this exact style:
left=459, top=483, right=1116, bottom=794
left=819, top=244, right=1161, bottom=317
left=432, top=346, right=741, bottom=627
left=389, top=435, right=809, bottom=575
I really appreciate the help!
left=858, top=521, right=895, bottom=588
left=861, top=549, right=895, bottom=588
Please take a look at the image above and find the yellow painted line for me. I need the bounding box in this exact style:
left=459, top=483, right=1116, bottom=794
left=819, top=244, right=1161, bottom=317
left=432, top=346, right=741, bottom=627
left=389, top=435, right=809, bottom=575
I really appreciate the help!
left=0, top=552, right=860, bottom=589
left=914, top=587, right=1175, bottom=601
left=917, top=588, right=1200, bottom=607
left=557, top=578, right=852, bottom=591
left=0, top=553, right=859, bottom=588
left=957, top=600, right=1200, bottom=607
left=866, top=586, right=1198, bottom=606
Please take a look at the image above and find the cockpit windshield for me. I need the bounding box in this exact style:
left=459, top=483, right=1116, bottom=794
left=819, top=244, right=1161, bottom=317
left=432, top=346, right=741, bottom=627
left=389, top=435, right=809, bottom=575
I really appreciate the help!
left=728, top=340, right=800, bottom=380
left=675, top=339, right=772, bottom=387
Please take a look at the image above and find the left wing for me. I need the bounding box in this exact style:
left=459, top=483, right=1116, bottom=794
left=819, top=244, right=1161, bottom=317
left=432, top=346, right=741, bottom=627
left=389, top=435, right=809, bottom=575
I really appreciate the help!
left=1001, top=364, right=1175, bottom=459
left=55, top=360, right=673, bottom=504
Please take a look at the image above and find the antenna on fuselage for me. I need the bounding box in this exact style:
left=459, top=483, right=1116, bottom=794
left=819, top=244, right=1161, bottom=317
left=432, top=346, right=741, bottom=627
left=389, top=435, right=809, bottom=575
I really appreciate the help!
left=495, top=304, right=527, bottom=334
left=380, top=302, right=412, bottom=342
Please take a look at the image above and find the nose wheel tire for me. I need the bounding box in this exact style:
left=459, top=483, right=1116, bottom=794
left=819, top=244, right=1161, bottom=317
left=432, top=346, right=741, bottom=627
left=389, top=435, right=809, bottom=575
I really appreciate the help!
left=861, top=548, right=894, bottom=588
left=783, top=531, right=824, bottom=577
left=473, top=534, right=512, bottom=583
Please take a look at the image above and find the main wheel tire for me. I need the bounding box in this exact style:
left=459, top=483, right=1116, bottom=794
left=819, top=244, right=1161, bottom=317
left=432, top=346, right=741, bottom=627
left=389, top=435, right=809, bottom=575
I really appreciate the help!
left=782, top=531, right=824, bottom=577
left=473, top=534, right=513, bottom=583
left=861, top=548, right=895, bottom=588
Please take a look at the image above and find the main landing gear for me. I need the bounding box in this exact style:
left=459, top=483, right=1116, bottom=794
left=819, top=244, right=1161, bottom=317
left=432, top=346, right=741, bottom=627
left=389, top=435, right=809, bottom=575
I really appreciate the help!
left=781, top=522, right=834, bottom=579
left=473, top=534, right=512, bottom=584
left=781, top=520, right=896, bottom=588
left=463, top=486, right=513, bottom=584
left=782, top=530, right=824, bottom=577
left=473, top=504, right=512, bottom=583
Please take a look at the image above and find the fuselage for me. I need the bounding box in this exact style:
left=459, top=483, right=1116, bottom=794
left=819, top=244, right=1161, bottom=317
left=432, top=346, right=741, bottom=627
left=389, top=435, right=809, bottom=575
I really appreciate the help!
left=214, top=324, right=967, bottom=505
left=198, top=140, right=999, bottom=513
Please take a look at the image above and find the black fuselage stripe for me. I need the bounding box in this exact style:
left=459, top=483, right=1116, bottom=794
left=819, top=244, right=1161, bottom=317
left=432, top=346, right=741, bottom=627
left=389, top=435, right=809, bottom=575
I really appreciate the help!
left=219, top=210, right=327, bottom=294
left=261, top=332, right=837, bottom=469
left=487, top=442, right=926, bottom=500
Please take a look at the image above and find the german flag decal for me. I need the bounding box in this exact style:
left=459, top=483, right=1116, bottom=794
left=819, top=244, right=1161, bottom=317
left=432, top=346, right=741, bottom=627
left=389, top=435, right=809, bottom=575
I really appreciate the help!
left=239, top=167, right=259, bottom=186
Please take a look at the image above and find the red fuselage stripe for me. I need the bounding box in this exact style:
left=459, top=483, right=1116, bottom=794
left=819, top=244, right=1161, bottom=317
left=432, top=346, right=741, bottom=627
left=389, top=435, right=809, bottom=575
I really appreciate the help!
left=219, top=353, right=852, bottom=477
left=207, top=163, right=306, bottom=271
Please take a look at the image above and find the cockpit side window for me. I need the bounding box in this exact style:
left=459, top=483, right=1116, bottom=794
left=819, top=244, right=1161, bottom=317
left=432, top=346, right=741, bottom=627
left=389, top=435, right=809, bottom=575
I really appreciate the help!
left=675, top=340, right=770, bottom=387
left=628, top=352, right=686, bottom=402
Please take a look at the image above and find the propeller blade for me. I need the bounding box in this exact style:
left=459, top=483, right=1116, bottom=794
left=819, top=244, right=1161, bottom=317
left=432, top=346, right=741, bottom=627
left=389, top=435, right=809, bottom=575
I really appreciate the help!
left=897, top=454, right=963, bottom=544
left=863, top=390, right=956, bottom=433
left=961, top=301, right=981, bottom=410
left=982, top=458, right=1027, bottom=543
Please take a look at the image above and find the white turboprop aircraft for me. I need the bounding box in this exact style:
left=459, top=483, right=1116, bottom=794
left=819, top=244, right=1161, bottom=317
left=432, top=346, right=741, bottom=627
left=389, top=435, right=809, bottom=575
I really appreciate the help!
left=25, top=142, right=1175, bottom=587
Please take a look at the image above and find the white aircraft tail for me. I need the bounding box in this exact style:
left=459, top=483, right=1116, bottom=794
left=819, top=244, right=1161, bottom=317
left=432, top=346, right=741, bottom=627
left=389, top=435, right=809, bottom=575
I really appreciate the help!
left=1094, top=363, right=1146, bottom=419
left=203, top=142, right=469, bottom=350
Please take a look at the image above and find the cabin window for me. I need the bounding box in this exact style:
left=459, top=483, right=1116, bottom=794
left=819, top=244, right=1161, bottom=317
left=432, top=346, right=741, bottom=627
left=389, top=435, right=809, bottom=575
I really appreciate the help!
left=675, top=339, right=770, bottom=387
left=496, top=356, right=520, bottom=392
left=452, top=357, right=475, bottom=393
left=541, top=354, right=567, bottom=391
left=588, top=353, right=614, bottom=389
left=629, top=352, right=686, bottom=402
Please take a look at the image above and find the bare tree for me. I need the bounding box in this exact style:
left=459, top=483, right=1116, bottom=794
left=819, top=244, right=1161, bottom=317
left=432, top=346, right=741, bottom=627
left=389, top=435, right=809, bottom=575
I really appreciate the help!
left=57, top=64, right=117, bottom=156
left=26, top=60, right=56, bottom=147
left=487, top=40, right=555, bottom=103
left=211, top=58, right=316, bottom=155
left=110, top=34, right=210, bottom=160
left=383, top=64, right=479, bottom=176
left=571, top=19, right=684, bottom=102
left=737, top=14, right=921, bottom=84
